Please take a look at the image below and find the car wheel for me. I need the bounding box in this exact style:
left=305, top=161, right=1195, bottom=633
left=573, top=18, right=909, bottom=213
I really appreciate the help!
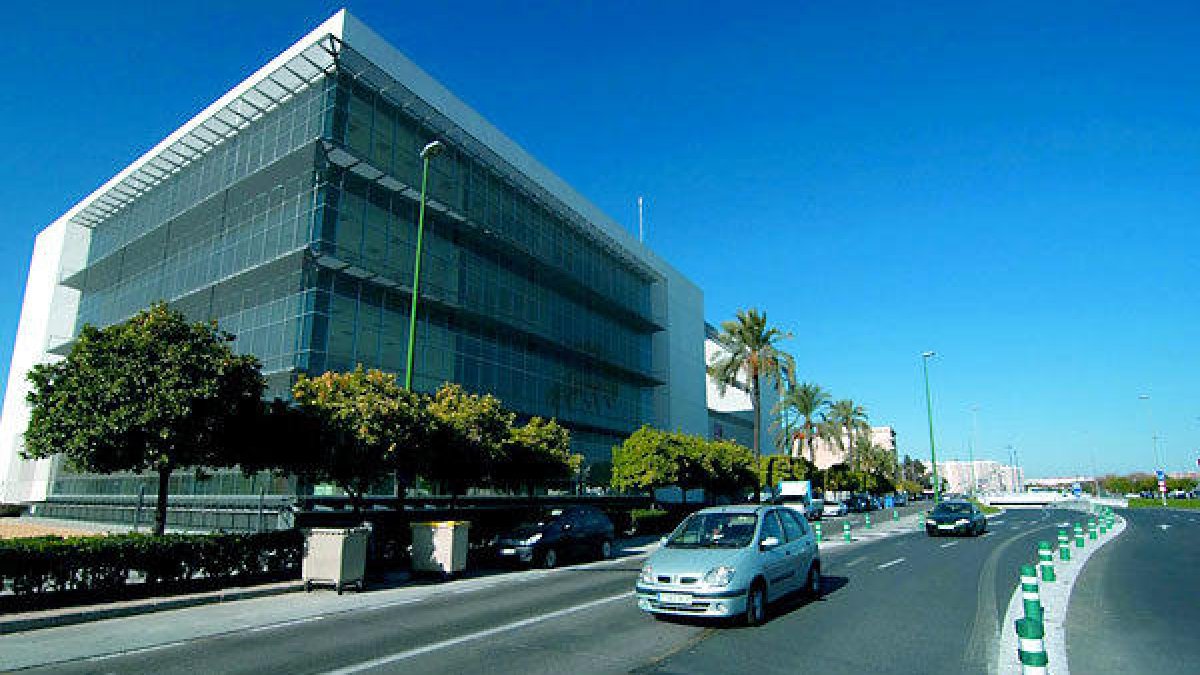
left=805, top=563, right=822, bottom=599
left=744, top=581, right=767, bottom=627
left=599, top=539, right=613, bottom=560
left=542, top=548, right=559, bottom=569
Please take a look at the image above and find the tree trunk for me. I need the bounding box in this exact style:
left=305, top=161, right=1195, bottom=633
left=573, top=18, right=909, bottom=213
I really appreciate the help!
left=154, top=463, right=172, bottom=536
left=807, top=417, right=817, bottom=465
left=751, top=375, right=761, bottom=503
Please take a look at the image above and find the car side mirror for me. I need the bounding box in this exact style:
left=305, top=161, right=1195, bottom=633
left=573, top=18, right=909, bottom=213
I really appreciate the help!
left=760, top=536, right=781, bottom=550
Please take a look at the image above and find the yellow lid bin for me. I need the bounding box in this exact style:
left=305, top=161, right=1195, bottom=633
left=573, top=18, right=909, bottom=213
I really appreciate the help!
left=410, top=521, right=470, bottom=576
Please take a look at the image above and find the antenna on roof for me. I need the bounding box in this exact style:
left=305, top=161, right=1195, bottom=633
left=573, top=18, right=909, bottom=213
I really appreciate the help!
left=637, top=196, right=645, bottom=243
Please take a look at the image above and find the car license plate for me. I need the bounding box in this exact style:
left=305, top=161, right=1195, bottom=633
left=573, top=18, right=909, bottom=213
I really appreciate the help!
left=500, top=548, right=517, bottom=555
left=938, top=524, right=955, bottom=530
left=658, top=592, right=692, bottom=605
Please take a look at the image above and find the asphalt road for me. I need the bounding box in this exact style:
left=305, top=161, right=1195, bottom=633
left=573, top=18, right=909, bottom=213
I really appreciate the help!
left=1067, top=507, right=1200, bottom=673
left=7, top=506, right=1074, bottom=674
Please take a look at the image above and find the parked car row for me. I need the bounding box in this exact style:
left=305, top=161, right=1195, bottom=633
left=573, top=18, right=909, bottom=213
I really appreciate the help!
left=492, top=505, right=615, bottom=568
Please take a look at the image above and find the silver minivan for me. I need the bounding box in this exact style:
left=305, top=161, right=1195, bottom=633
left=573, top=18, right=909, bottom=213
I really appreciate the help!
left=635, top=505, right=821, bottom=625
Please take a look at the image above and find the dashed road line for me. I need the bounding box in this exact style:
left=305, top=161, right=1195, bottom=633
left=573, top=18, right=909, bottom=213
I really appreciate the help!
left=322, top=592, right=633, bottom=674
left=877, top=558, right=905, bottom=570
left=248, top=616, right=325, bottom=633
left=940, top=541, right=959, bottom=548
left=845, top=556, right=868, bottom=567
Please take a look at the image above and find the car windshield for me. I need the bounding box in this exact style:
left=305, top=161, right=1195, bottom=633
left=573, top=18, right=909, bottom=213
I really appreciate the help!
left=933, top=503, right=972, bottom=516
left=514, top=508, right=566, bottom=529
left=666, top=512, right=758, bottom=548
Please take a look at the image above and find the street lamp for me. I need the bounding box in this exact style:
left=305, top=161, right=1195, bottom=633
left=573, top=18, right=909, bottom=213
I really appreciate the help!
left=404, top=139, right=445, bottom=391
left=969, top=404, right=979, bottom=497
left=921, top=351, right=941, bottom=503
left=1138, top=394, right=1167, bottom=506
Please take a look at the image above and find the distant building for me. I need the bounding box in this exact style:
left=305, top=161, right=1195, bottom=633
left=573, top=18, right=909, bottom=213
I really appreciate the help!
left=937, top=459, right=1023, bottom=493
left=796, top=425, right=896, bottom=470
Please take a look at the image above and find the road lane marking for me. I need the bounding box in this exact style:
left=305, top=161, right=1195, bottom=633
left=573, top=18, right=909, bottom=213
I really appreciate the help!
left=877, top=558, right=905, bottom=569
left=940, top=541, right=959, bottom=548
left=248, top=616, right=325, bottom=633
left=322, top=591, right=633, bottom=674
left=363, top=598, right=423, bottom=611
left=87, top=642, right=184, bottom=662
left=845, top=556, right=868, bottom=567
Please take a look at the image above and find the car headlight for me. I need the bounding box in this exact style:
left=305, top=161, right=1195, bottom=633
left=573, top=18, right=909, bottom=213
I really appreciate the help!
left=955, top=519, right=969, bottom=525
left=702, top=565, right=736, bottom=587
left=926, top=518, right=937, bottom=525
left=639, top=563, right=655, bottom=584
left=523, top=533, right=543, bottom=545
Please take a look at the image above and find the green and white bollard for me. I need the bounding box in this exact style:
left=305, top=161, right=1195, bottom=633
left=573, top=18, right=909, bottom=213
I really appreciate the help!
left=1037, top=541, right=1056, bottom=582
left=893, top=509, right=899, bottom=522
left=1016, top=617, right=1049, bottom=675
left=1074, top=523, right=1085, bottom=548
left=1058, top=528, right=1071, bottom=561
left=815, top=522, right=823, bottom=543
left=865, top=513, right=872, bottom=529
left=1020, top=564, right=1043, bottom=621
left=1099, top=518, right=1107, bottom=535
left=843, top=521, right=851, bottom=542
left=1088, top=519, right=1098, bottom=540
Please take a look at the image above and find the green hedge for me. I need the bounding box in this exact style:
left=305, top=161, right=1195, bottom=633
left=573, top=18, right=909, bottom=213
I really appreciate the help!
left=628, top=509, right=684, bottom=535
left=0, top=530, right=302, bottom=605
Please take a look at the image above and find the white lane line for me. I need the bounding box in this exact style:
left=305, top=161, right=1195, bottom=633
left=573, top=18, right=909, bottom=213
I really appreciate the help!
left=877, top=558, right=905, bottom=570
left=845, top=556, right=868, bottom=567
left=247, top=616, right=325, bottom=633
left=940, top=541, right=959, bottom=548
left=323, top=591, right=633, bottom=674
left=363, top=598, right=423, bottom=611
left=87, top=642, right=184, bottom=662
left=992, top=521, right=1006, bottom=525
left=980, top=532, right=993, bottom=538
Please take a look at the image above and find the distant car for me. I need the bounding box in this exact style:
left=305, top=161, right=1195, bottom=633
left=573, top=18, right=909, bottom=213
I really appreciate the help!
left=635, top=505, right=821, bottom=625
left=823, top=501, right=849, bottom=518
left=925, top=500, right=987, bottom=537
left=1123, top=493, right=1140, bottom=499
left=778, top=497, right=824, bottom=522
left=893, top=493, right=909, bottom=506
left=847, top=495, right=876, bottom=513
left=494, top=505, right=615, bottom=568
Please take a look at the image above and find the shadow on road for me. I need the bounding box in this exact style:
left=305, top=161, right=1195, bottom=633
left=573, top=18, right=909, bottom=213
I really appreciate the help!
left=648, top=574, right=850, bottom=628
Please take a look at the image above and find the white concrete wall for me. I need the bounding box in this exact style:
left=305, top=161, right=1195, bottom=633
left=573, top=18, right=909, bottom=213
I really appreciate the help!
left=0, top=219, right=81, bottom=503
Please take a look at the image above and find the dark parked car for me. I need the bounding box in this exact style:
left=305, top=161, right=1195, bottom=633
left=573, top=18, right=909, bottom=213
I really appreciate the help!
left=924, top=500, right=987, bottom=537
left=495, top=506, right=615, bottom=568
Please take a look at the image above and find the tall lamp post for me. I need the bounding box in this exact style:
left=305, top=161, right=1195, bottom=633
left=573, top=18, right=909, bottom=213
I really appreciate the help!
left=1138, top=394, right=1167, bottom=506
left=921, top=351, right=941, bottom=503
left=969, top=404, right=979, bottom=497
left=404, top=140, right=445, bottom=391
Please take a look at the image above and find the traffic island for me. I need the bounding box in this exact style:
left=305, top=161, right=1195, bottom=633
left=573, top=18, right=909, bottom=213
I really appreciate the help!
left=996, top=507, right=1127, bottom=675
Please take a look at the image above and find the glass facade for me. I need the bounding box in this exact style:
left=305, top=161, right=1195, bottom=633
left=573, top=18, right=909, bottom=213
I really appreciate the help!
left=50, top=53, right=669, bottom=498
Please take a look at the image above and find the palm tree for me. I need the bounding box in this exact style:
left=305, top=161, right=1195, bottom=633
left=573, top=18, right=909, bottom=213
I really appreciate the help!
left=828, top=399, right=868, bottom=470
left=708, top=308, right=796, bottom=502
left=775, top=382, right=831, bottom=465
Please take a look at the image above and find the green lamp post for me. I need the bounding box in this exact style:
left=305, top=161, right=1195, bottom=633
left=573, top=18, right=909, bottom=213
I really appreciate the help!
left=404, top=139, right=445, bottom=391
left=922, top=351, right=941, bottom=503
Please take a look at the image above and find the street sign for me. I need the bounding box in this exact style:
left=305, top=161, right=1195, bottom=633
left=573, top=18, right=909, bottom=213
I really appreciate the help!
left=1072, top=482, right=1082, bottom=497
left=1156, top=469, right=1166, bottom=481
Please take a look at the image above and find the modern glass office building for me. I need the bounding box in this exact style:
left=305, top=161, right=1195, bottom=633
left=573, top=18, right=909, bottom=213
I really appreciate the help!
left=0, top=10, right=706, bottom=511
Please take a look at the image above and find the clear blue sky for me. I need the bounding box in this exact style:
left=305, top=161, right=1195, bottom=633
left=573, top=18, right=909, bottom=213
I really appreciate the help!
left=3, top=1, right=1197, bottom=477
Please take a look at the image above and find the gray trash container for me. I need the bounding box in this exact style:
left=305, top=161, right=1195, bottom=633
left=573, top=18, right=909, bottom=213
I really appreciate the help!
left=302, top=527, right=369, bottom=593
left=410, top=521, right=470, bottom=577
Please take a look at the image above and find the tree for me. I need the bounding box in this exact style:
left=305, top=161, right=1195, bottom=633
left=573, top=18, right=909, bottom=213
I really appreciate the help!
left=496, top=417, right=576, bottom=496
left=775, top=382, right=831, bottom=464
left=758, top=454, right=816, bottom=496
left=611, top=427, right=706, bottom=504
left=23, top=303, right=265, bottom=535
left=828, top=399, right=868, bottom=470
left=707, top=308, right=796, bottom=501
left=424, top=383, right=514, bottom=502
left=288, top=367, right=432, bottom=513
left=701, top=439, right=759, bottom=501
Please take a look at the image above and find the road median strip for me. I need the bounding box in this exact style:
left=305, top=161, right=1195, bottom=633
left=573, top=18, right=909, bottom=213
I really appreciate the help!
left=996, top=505, right=1126, bottom=675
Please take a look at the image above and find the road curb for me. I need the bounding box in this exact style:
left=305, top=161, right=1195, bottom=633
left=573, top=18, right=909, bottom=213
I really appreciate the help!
left=996, top=508, right=1127, bottom=675
left=0, top=580, right=305, bottom=635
